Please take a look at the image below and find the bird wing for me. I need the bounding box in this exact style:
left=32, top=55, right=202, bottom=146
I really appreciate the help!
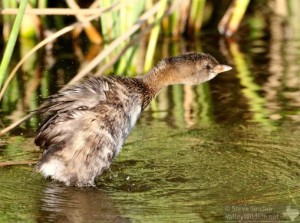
left=35, top=76, right=129, bottom=150
left=38, top=77, right=110, bottom=116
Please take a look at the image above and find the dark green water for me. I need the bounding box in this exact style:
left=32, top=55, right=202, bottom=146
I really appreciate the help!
left=1, top=30, right=300, bottom=222
left=1, top=122, right=300, bottom=222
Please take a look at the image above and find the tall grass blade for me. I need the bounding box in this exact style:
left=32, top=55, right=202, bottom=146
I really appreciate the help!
left=0, top=0, right=28, bottom=88
left=144, top=0, right=168, bottom=71
left=2, top=0, right=18, bottom=40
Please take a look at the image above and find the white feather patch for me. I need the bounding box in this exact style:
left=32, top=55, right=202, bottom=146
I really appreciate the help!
left=129, top=104, right=141, bottom=127
left=39, top=159, right=64, bottom=178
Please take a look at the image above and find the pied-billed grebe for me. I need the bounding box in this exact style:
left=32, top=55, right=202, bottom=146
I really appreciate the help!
left=35, top=52, right=232, bottom=186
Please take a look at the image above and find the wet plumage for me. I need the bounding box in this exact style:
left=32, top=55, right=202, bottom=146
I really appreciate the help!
left=35, top=52, right=232, bottom=186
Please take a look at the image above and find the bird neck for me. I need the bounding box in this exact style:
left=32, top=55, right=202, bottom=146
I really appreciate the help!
left=141, top=61, right=181, bottom=96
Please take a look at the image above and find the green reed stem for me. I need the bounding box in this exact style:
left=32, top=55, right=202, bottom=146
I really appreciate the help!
left=194, top=0, right=206, bottom=35
left=100, top=0, right=119, bottom=41
left=167, top=1, right=180, bottom=36
left=144, top=0, right=168, bottom=71
left=0, top=0, right=28, bottom=89
left=189, top=0, right=206, bottom=35
left=2, top=0, right=18, bottom=37
left=116, top=0, right=145, bottom=74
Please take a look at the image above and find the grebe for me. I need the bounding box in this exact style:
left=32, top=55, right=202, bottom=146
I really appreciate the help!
left=35, top=52, right=232, bottom=186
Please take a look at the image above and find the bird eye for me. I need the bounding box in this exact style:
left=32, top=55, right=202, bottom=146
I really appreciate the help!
left=205, top=64, right=212, bottom=70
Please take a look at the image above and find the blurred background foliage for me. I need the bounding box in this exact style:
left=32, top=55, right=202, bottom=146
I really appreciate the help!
left=0, top=0, right=299, bottom=133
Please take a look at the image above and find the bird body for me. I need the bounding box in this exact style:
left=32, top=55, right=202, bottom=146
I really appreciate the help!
left=35, top=77, right=152, bottom=186
left=35, top=52, right=232, bottom=186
